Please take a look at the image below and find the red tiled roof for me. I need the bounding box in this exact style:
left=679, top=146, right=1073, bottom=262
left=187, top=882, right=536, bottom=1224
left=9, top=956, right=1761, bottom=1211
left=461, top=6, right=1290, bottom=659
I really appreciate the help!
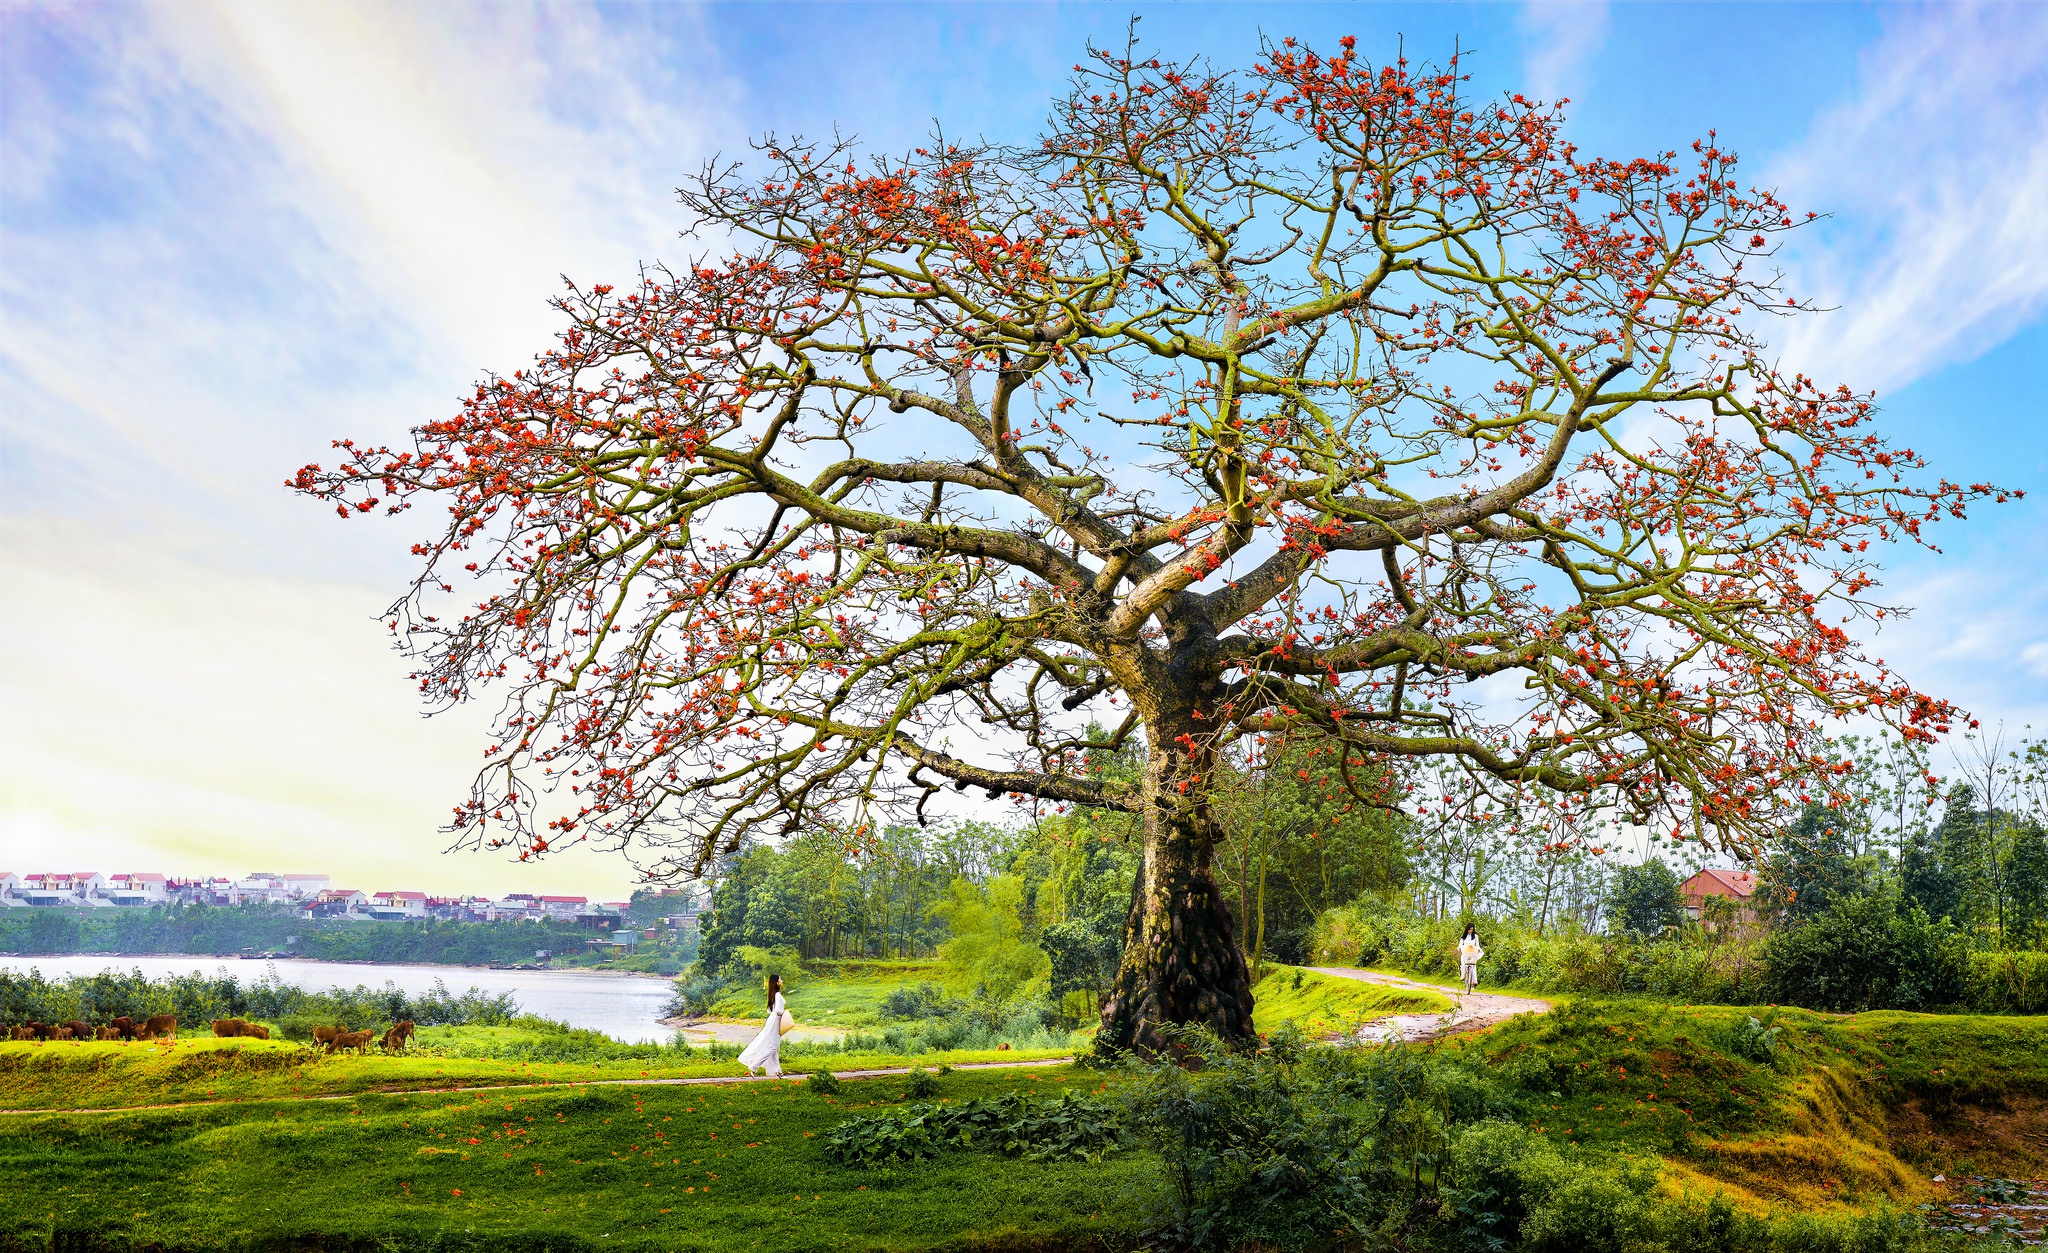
left=539, top=895, right=588, bottom=904
left=1681, top=868, right=1756, bottom=899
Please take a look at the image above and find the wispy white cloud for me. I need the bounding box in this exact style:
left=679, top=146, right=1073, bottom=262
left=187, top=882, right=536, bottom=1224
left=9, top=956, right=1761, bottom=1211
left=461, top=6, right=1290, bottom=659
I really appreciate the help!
left=0, top=3, right=737, bottom=890
left=1516, top=0, right=1609, bottom=105
left=1770, top=4, right=2048, bottom=393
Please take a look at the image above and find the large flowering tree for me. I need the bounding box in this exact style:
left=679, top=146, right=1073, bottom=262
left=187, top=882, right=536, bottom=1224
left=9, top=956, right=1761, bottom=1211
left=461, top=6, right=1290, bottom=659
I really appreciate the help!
left=295, top=36, right=2003, bottom=1053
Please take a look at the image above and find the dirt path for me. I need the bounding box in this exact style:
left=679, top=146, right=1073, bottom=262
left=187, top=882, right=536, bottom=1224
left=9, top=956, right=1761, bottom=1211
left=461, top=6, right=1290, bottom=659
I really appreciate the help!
left=0, top=1057, right=1076, bottom=1118
left=1309, top=967, right=1551, bottom=1043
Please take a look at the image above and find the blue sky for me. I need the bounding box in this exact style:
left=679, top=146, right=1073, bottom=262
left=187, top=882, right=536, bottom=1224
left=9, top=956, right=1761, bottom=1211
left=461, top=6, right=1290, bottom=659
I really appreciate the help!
left=2, top=2, right=2044, bottom=897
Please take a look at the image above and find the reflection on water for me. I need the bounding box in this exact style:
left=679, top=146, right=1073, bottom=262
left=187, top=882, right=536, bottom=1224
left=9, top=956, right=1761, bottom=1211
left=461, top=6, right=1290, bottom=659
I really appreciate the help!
left=0, top=954, right=679, bottom=1043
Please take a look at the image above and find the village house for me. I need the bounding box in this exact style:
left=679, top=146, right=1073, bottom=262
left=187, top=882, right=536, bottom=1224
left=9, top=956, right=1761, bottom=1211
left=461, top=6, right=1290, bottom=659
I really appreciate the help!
left=539, top=895, right=588, bottom=920
left=369, top=890, right=429, bottom=919
left=308, top=888, right=369, bottom=917
left=15, top=872, right=105, bottom=906
left=489, top=893, right=545, bottom=922
left=281, top=873, right=331, bottom=899
left=1679, top=867, right=1758, bottom=930
left=98, top=873, right=169, bottom=906
left=235, top=874, right=293, bottom=905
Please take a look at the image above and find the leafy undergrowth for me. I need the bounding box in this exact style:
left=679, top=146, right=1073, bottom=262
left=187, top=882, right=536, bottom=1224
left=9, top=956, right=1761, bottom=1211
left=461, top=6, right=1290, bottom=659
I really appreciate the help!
left=825, top=1091, right=1125, bottom=1165
left=1249, top=965, right=1453, bottom=1036
left=0, top=1065, right=1147, bottom=1252
left=0, top=1036, right=1070, bottom=1112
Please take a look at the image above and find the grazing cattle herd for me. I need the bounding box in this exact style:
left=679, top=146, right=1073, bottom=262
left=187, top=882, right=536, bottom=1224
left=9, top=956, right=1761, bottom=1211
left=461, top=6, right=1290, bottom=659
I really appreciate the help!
left=1, top=1015, right=418, bottom=1054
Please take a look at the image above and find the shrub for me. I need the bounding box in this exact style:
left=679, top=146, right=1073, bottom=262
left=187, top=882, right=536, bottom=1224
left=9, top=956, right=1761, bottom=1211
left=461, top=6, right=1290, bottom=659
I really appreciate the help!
left=804, top=1068, right=842, bottom=1095
left=1715, top=1014, right=1784, bottom=1066
left=1762, top=891, right=1968, bottom=1012
left=1963, top=949, right=2048, bottom=1014
left=1118, top=1026, right=1453, bottom=1251
left=880, top=982, right=956, bottom=1021
left=665, top=968, right=735, bottom=1018
left=901, top=1068, right=940, bottom=1100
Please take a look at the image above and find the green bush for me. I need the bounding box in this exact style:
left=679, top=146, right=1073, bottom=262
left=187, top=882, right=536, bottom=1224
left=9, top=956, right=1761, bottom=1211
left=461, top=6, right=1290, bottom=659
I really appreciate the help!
left=804, top=1068, right=842, bottom=1095
left=1963, top=949, right=2048, bottom=1014
left=1118, top=1026, right=1456, bottom=1251
left=1762, top=891, right=1968, bottom=1012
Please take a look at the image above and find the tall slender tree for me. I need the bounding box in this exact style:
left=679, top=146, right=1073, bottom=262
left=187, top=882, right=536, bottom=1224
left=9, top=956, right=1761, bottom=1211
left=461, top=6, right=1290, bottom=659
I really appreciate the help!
left=296, top=34, right=2002, bottom=1053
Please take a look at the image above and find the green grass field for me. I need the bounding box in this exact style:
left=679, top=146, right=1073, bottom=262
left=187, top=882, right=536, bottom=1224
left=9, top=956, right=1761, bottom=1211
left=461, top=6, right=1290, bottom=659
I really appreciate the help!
left=704, top=962, right=946, bottom=1027
left=1249, top=965, right=1454, bottom=1036
left=0, top=1035, right=1072, bottom=1114
left=5, top=995, right=2044, bottom=1249
left=0, top=1063, right=1145, bottom=1252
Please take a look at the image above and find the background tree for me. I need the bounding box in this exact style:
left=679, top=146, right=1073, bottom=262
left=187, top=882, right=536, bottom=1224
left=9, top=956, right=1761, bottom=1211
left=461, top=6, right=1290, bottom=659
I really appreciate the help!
left=1603, top=859, right=1683, bottom=938
left=296, top=33, right=2000, bottom=1053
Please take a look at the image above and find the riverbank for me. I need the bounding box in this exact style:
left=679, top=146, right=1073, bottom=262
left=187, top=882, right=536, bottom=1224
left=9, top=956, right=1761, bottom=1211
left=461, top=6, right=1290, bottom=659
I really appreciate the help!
left=0, top=956, right=680, bottom=1042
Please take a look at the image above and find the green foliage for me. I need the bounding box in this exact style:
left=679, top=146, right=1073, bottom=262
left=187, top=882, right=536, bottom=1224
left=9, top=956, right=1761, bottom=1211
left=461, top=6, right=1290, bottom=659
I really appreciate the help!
left=931, top=874, right=1049, bottom=1004
left=1118, top=1026, right=1465, bottom=1251
left=0, top=966, right=516, bottom=1032
left=824, top=1090, right=1124, bottom=1166
left=879, top=981, right=958, bottom=1021
left=1762, top=889, right=1969, bottom=1012
left=803, top=1067, right=842, bottom=1095
left=1717, top=1015, right=1784, bottom=1066
left=901, top=1068, right=940, bottom=1100
left=1759, top=802, right=1879, bottom=923
left=1211, top=739, right=1413, bottom=967
left=1962, top=948, right=2048, bottom=1014
left=1605, top=860, right=1685, bottom=938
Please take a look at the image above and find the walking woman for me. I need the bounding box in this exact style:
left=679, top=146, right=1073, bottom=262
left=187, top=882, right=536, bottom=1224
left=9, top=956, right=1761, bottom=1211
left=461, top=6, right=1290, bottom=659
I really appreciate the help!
left=737, top=973, right=791, bottom=1077
left=1457, top=923, right=1485, bottom=995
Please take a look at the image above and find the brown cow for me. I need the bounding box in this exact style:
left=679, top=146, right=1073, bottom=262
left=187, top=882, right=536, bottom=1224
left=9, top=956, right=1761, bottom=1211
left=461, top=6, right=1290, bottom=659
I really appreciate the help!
left=109, top=1016, right=140, bottom=1041
left=327, top=1029, right=374, bottom=1056
left=63, top=1020, right=93, bottom=1041
left=139, top=1014, right=177, bottom=1040
left=29, top=1021, right=58, bottom=1041
left=95, top=1025, right=121, bottom=1041
left=311, top=1025, right=344, bottom=1048
left=241, top=1023, right=271, bottom=1040
left=211, top=1017, right=247, bottom=1037
left=53, top=1027, right=74, bottom=1040
left=379, top=1019, right=416, bottom=1052
left=6, top=1026, right=31, bottom=1041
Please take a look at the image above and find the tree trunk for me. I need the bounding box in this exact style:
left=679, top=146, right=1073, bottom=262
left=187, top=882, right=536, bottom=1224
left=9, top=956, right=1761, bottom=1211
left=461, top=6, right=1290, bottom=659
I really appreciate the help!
left=1096, top=792, right=1257, bottom=1057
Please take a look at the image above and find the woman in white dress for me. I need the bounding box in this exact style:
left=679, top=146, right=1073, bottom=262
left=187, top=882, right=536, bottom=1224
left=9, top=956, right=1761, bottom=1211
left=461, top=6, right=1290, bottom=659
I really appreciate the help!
left=737, top=974, right=788, bottom=1077
left=1457, top=923, right=1485, bottom=995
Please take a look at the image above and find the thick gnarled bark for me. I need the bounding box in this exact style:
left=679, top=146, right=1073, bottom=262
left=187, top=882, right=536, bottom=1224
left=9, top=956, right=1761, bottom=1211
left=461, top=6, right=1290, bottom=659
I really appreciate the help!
left=1096, top=804, right=1255, bottom=1055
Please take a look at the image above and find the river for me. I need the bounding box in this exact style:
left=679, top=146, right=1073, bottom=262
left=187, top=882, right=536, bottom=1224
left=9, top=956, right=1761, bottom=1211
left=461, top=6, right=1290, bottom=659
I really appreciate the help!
left=0, top=955, right=679, bottom=1043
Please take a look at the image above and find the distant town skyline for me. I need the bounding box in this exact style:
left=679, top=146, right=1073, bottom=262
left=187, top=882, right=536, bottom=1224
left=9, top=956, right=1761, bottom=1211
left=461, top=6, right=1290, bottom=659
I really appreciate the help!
left=4, top=3, right=2045, bottom=887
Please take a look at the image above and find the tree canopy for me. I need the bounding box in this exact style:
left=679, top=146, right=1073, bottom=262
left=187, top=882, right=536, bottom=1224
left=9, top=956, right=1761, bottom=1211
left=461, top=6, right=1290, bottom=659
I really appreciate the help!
left=296, top=31, right=2001, bottom=1052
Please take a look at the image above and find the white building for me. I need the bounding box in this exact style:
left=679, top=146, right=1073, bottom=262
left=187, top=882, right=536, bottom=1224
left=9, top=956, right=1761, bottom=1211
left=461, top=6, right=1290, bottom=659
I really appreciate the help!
left=17, top=872, right=104, bottom=906
left=282, top=873, right=331, bottom=899
left=98, top=873, right=169, bottom=906
left=489, top=893, right=544, bottom=922
left=370, top=890, right=428, bottom=918
left=539, top=895, right=588, bottom=920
